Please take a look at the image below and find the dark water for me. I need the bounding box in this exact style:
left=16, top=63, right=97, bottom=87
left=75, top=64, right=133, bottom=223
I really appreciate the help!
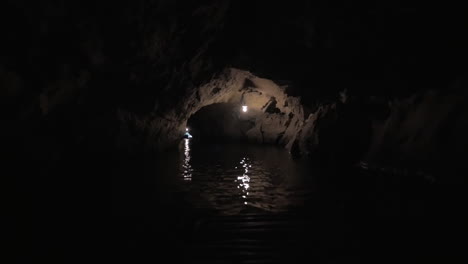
left=108, top=141, right=466, bottom=263
left=112, top=140, right=316, bottom=218
left=17, top=140, right=465, bottom=263
left=174, top=139, right=315, bottom=215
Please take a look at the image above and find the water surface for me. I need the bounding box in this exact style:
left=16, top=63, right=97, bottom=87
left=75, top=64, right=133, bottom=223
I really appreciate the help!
left=173, top=139, right=315, bottom=215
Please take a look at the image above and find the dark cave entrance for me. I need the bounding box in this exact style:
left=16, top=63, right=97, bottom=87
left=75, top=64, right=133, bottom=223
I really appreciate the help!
left=187, top=103, right=256, bottom=143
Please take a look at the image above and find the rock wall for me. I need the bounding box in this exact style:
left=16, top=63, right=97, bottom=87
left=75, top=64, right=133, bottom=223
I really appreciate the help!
left=1, top=1, right=233, bottom=160
left=291, top=97, right=372, bottom=166
left=116, top=68, right=304, bottom=151
left=2, top=1, right=467, bottom=176
left=289, top=86, right=468, bottom=177
left=365, top=89, right=468, bottom=178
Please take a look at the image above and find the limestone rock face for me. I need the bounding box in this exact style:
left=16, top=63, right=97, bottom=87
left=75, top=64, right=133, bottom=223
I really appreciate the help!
left=116, top=68, right=305, bottom=151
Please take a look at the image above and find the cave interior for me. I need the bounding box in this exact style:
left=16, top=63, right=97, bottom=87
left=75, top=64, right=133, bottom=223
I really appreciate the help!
left=4, top=2, right=468, bottom=263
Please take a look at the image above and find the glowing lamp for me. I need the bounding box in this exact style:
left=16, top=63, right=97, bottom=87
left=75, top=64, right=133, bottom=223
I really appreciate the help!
left=242, top=105, right=248, bottom=112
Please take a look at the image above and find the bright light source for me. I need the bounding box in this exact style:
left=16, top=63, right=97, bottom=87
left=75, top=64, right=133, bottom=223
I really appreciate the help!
left=184, top=127, right=193, bottom=138
left=242, top=105, right=248, bottom=112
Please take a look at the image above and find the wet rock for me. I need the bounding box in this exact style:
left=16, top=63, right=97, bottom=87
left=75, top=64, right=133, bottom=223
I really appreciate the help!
left=365, top=88, right=468, bottom=177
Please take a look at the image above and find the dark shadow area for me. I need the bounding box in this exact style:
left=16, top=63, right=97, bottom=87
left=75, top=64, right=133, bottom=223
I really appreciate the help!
left=9, top=129, right=467, bottom=263
left=12, top=143, right=465, bottom=263
left=187, top=103, right=255, bottom=143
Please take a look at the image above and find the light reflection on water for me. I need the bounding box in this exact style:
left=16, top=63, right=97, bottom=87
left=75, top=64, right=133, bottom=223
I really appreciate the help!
left=177, top=142, right=313, bottom=215
left=236, top=158, right=251, bottom=205
left=182, top=139, right=192, bottom=181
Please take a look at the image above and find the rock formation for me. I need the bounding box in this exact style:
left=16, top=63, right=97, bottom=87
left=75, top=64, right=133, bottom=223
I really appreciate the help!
left=2, top=1, right=467, bottom=175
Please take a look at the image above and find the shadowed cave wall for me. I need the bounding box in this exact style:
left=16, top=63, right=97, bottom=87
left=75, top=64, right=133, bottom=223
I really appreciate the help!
left=2, top=1, right=468, bottom=177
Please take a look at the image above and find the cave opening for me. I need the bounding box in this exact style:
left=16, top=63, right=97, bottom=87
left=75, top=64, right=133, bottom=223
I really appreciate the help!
left=187, top=102, right=255, bottom=143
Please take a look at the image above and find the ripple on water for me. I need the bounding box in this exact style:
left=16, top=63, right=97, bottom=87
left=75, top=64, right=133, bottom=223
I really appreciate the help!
left=177, top=141, right=313, bottom=215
